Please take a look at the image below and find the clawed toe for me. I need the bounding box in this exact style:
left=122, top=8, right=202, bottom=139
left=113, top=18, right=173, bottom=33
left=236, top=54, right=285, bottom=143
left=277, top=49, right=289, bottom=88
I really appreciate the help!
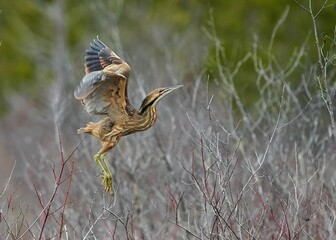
left=100, top=174, right=113, bottom=194
left=94, top=153, right=114, bottom=194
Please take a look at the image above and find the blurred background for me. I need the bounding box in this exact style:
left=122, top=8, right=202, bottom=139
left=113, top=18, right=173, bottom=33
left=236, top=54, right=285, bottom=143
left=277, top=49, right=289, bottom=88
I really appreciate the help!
left=0, top=0, right=334, bottom=114
left=0, top=0, right=335, bottom=239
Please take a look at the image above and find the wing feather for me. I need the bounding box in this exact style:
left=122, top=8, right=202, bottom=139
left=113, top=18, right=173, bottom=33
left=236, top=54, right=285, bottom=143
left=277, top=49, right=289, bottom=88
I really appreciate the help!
left=84, top=37, right=121, bottom=74
left=74, top=70, right=133, bottom=119
left=75, top=37, right=134, bottom=120
left=74, top=71, right=106, bottom=99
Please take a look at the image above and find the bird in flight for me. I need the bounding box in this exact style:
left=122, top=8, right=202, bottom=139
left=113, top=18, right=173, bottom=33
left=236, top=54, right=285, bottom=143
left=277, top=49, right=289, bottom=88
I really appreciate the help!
left=74, top=37, right=182, bottom=194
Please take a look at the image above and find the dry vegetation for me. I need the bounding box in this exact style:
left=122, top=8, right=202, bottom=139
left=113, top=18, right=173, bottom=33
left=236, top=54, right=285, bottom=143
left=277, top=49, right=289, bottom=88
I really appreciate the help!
left=1, top=1, right=336, bottom=239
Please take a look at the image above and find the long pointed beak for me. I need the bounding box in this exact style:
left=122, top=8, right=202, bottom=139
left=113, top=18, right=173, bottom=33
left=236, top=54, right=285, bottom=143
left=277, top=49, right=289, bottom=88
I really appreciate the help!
left=164, top=85, right=183, bottom=95
left=156, top=85, right=183, bottom=103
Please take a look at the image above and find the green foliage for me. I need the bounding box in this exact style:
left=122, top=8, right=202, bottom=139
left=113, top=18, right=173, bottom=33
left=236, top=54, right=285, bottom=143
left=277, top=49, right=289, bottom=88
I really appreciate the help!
left=204, top=0, right=335, bottom=108
left=0, top=0, right=335, bottom=115
left=0, top=1, right=95, bottom=114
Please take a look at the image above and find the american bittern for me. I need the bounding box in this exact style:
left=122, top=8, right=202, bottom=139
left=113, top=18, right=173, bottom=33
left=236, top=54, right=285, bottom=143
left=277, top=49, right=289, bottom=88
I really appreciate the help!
left=74, top=37, right=182, bottom=193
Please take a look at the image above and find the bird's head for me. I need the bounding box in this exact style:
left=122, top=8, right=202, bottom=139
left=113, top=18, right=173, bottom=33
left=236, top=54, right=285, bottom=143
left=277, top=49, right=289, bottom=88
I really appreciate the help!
left=139, top=85, right=183, bottom=114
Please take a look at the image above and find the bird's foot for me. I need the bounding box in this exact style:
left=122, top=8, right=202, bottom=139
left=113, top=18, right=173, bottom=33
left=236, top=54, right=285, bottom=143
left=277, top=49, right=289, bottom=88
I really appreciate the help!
left=94, top=153, right=113, bottom=194
left=99, top=173, right=113, bottom=194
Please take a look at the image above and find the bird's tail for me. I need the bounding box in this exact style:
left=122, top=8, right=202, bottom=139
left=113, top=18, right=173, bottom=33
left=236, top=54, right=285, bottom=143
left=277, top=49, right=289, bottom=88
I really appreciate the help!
left=77, top=122, right=95, bottom=134
left=77, top=128, right=88, bottom=134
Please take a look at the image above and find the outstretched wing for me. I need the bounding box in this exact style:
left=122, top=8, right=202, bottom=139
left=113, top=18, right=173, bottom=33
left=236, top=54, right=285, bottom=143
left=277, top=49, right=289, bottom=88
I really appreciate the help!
left=74, top=38, right=134, bottom=121
left=74, top=70, right=133, bottom=120
left=84, top=37, right=123, bottom=74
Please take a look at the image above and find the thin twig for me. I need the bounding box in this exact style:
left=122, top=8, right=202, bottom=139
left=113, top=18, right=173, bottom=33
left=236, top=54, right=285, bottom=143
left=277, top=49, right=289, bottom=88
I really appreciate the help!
left=0, top=161, right=16, bottom=198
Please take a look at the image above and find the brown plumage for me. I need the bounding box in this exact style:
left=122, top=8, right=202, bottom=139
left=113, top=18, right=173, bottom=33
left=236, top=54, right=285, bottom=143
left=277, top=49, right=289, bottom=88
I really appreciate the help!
left=74, top=37, right=182, bottom=193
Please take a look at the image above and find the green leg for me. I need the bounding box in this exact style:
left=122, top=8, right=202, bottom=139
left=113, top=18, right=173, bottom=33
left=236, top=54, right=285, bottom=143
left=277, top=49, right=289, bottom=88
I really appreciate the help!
left=94, top=153, right=113, bottom=194
left=101, top=154, right=112, bottom=176
left=94, top=154, right=106, bottom=175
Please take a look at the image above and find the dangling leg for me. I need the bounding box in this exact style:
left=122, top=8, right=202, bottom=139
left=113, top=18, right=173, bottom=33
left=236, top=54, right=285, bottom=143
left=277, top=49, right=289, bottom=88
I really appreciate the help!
left=94, top=153, right=107, bottom=175
left=94, top=142, right=116, bottom=194
left=99, top=154, right=113, bottom=193
left=100, top=154, right=112, bottom=178
left=94, top=153, right=113, bottom=194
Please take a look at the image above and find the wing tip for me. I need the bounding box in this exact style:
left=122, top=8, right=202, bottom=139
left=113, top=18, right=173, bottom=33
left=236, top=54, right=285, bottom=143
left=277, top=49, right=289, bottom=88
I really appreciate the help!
left=84, top=37, right=111, bottom=73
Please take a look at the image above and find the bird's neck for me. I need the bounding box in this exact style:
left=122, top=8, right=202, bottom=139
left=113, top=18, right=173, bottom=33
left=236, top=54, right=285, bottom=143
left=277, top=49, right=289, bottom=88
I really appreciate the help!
left=121, top=105, right=158, bottom=136
left=136, top=105, right=158, bottom=130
